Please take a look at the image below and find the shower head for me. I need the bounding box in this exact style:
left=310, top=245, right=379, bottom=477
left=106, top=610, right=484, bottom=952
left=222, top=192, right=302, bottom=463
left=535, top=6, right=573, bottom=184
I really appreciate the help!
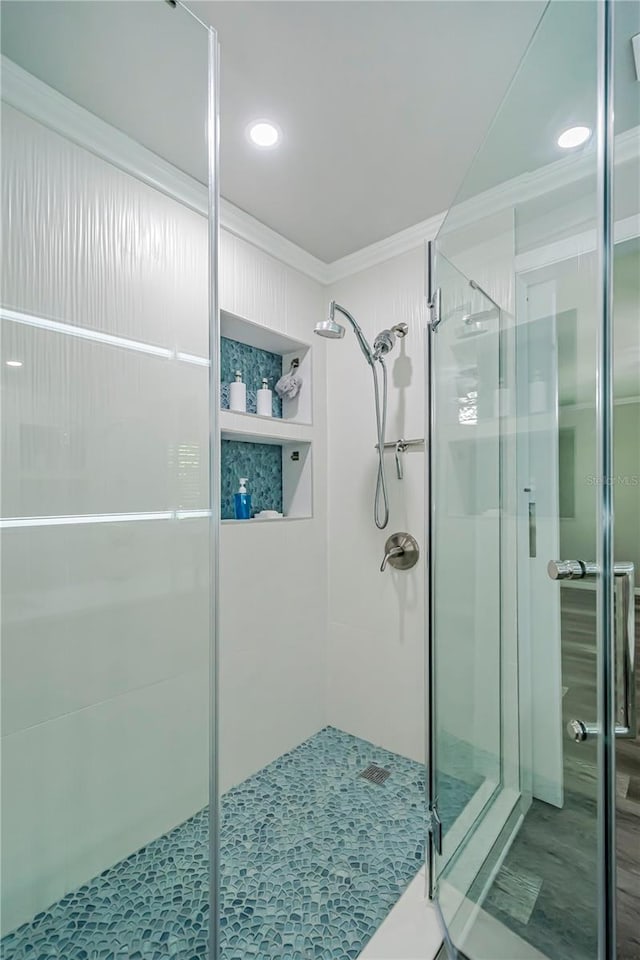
left=314, top=300, right=375, bottom=364
left=459, top=308, right=497, bottom=337
left=314, top=317, right=345, bottom=339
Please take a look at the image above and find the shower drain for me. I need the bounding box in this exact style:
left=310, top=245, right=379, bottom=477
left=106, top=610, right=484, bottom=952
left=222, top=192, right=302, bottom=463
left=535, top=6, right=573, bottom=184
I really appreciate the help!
left=359, top=763, right=391, bottom=785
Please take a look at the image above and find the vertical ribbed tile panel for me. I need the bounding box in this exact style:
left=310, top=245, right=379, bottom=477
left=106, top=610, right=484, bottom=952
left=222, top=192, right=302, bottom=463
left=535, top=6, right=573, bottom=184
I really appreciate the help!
left=325, top=245, right=428, bottom=765
left=0, top=103, right=211, bottom=938
left=1, top=104, right=208, bottom=356
left=221, top=234, right=287, bottom=331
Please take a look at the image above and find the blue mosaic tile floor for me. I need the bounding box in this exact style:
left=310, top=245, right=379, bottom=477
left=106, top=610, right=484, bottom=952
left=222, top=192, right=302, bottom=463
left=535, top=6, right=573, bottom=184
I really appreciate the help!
left=2, top=727, right=475, bottom=960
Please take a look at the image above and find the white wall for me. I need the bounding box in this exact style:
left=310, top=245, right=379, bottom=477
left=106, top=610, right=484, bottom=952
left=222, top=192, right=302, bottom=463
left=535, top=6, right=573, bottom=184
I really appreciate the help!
left=1, top=66, right=428, bottom=942
left=0, top=104, right=211, bottom=934
left=218, top=233, right=328, bottom=792
left=1, top=104, right=329, bottom=932
left=325, top=247, right=428, bottom=764
left=558, top=248, right=640, bottom=573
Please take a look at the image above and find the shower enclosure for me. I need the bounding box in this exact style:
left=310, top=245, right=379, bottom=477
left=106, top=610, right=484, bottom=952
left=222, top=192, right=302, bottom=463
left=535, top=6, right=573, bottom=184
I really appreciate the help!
left=427, top=1, right=639, bottom=958
left=1, top=1, right=638, bottom=959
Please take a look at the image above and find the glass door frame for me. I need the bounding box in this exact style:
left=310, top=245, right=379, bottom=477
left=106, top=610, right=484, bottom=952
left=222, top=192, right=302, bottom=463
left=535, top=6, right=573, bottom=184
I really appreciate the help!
left=208, top=21, right=221, bottom=960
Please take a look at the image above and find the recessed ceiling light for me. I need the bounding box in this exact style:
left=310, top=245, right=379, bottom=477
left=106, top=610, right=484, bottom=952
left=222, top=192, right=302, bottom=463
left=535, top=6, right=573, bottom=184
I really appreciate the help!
left=5, top=359, right=23, bottom=367
left=247, top=120, right=281, bottom=149
left=557, top=126, right=591, bottom=149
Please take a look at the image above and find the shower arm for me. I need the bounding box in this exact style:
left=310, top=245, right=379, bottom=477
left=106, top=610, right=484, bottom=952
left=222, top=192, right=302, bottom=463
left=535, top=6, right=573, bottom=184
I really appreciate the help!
left=331, top=301, right=375, bottom=365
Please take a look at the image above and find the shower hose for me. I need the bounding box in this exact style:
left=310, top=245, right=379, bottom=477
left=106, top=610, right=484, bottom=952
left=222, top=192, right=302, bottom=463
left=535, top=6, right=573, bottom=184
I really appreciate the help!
left=371, top=357, right=389, bottom=529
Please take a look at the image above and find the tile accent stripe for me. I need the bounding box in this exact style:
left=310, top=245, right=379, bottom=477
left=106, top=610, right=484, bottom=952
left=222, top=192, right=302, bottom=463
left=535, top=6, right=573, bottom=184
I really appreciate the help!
left=0, top=509, right=211, bottom=528
left=1, top=307, right=210, bottom=366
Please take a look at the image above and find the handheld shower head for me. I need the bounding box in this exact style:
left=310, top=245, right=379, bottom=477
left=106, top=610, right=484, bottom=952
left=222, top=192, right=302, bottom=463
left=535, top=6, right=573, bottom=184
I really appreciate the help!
left=373, top=323, right=409, bottom=359
left=373, top=329, right=395, bottom=359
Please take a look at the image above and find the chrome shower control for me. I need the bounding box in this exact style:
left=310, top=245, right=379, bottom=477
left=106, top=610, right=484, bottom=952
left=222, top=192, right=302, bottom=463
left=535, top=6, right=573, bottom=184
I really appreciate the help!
left=380, top=533, right=420, bottom=572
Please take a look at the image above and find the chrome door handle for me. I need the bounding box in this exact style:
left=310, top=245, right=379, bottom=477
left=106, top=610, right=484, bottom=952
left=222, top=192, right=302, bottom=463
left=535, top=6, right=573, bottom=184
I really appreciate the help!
left=547, top=559, right=599, bottom=580
left=548, top=559, right=636, bottom=741
left=566, top=719, right=632, bottom=742
left=616, top=561, right=636, bottom=738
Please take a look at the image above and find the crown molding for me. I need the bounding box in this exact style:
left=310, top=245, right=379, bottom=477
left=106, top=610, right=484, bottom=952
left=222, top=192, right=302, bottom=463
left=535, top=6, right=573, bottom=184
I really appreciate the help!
left=515, top=213, right=640, bottom=276
left=1, top=55, right=210, bottom=215
left=219, top=199, right=330, bottom=284
left=0, top=56, right=330, bottom=285
left=2, top=55, right=639, bottom=289
left=324, top=211, right=446, bottom=284
left=436, top=125, right=640, bottom=238
left=324, top=128, right=639, bottom=283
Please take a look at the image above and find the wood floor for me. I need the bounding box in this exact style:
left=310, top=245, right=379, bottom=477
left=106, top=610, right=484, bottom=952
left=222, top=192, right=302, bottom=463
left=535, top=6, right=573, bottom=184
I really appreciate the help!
left=476, top=589, right=640, bottom=960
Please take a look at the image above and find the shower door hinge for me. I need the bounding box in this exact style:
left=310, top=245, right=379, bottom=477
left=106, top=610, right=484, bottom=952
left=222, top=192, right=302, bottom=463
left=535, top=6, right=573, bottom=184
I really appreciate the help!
left=427, top=801, right=443, bottom=855
left=428, top=288, right=442, bottom=329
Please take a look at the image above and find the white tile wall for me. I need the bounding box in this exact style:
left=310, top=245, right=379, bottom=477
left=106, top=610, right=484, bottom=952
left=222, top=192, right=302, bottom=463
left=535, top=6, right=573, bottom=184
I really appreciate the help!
left=1, top=323, right=209, bottom=518
left=2, top=95, right=430, bottom=939
left=1, top=105, right=209, bottom=357
left=1, top=520, right=210, bottom=737
left=1, top=108, right=211, bottom=934
left=326, top=247, right=428, bottom=763
left=2, top=104, right=330, bottom=934
left=1, top=669, right=209, bottom=932
left=218, top=229, right=328, bottom=792
left=219, top=232, right=287, bottom=333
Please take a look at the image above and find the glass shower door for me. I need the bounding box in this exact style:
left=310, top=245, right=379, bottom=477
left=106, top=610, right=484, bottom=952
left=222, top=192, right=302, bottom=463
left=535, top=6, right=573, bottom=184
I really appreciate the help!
left=426, top=246, right=524, bottom=948
left=426, top=2, right=627, bottom=957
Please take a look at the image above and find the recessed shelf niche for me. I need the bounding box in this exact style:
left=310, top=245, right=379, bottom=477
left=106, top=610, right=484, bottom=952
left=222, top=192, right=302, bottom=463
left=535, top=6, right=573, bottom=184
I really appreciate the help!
left=219, top=310, right=313, bottom=523
left=220, top=310, right=312, bottom=426
left=220, top=436, right=312, bottom=522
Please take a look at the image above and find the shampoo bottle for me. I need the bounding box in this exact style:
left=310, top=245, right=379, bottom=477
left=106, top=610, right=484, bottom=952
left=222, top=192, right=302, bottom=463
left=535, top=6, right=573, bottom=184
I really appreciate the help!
left=229, top=370, right=247, bottom=413
left=257, top=377, right=273, bottom=417
left=234, top=477, right=252, bottom=520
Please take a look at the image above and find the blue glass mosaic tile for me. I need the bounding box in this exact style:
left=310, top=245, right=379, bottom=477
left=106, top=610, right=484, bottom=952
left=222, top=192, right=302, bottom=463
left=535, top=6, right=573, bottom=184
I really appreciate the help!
left=221, top=439, right=282, bottom=520
left=1, top=727, right=476, bottom=960
left=220, top=337, right=283, bottom=419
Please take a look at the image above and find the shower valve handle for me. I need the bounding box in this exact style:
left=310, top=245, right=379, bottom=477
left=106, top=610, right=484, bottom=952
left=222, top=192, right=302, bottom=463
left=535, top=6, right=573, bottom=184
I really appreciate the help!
left=380, top=546, right=404, bottom=572
left=380, top=533, right=420, bottom=572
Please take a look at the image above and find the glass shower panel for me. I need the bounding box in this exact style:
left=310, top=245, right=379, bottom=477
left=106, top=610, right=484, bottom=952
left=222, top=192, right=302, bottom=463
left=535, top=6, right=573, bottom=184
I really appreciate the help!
left=431, top=249, right=503, bottom=869
left=428, top=2, right=621, bottom=958
left=0, top=4, right=216, bottom=958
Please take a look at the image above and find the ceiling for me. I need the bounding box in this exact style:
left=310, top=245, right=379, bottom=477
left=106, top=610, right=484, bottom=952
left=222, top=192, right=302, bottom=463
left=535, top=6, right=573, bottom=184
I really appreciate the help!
left=189, top=1, right=547, bottom=260
left=2, top=2, right=638, bottom=264
left=1, top=0, right=547, bottom=262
